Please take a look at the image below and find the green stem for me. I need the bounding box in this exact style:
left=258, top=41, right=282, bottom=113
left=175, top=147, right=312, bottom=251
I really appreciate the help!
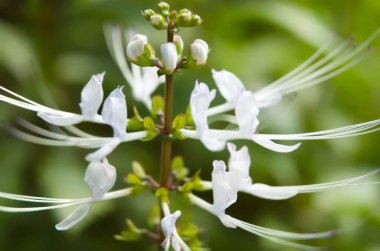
left=158, top=26, right=175, bottom=250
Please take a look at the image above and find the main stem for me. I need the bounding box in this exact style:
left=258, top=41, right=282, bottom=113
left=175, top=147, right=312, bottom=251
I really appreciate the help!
left=157, top=25, right=175, bottom=250
left=160, top=26, right=174, bottom=188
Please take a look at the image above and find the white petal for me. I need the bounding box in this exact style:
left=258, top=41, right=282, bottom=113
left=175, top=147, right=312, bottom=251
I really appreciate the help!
left=55, top=203, right=91, bottom=231
left=85, top=138, right=122, bottom=162
left=80, top=73, right=104, bottom=118
left=126, top=34, right=148, bottom=61
left=212, top=69, right=245, bottom=104
left=227, top=143, right=252, bottom=185
left=212, top=160, right=238, bottom=215
left=84, top=159, right=117, bottom=200
left=161, top=42, right=178, bottom=73
left=252, top=135, right=301, bottom=153
left=201, top=136, right=226, bottom=151
left=236, top=91, right=259, bottom=135
left=101, top=87, right=127, bottom=138
left=241, top=184, right=299, bottom=200
left=37, top=112, right=83, bottom=126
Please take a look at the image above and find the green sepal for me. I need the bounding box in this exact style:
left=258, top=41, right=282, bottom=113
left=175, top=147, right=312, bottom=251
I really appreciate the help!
left=130, top=44, right=157, bottom=67
left=141, top=116, right=157, bottom=141
left=173, top=114, right=186, bottom=139
left=125, top=173, right=142, bottom=186
left=155, top=187, right=169, bottom=202
left=151, top=95, right=164, bottom=117
left=179, top=170, right=204, bottom=193
left=114, top=219, right=144, bottom=242
left=127, top=106, right=144, bottom=131
left=185, top=106, right=195, bottom=128
left=132, top=161, right=147, bottom=179
left=171, top=155, right=189, bottom=180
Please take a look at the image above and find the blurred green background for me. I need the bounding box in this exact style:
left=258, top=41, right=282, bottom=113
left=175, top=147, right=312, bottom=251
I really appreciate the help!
left=1, top=0, right=380, bottom=250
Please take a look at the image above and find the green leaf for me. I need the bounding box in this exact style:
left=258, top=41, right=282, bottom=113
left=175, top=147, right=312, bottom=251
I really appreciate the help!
left=114, top=230, right=142, bottom=241
left=141, top=116, right=157, bottom=141
left=151, top=95, right=164, bottom=117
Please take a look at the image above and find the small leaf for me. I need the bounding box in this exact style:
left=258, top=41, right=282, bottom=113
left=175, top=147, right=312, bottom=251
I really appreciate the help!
left=114, top=230, right=142, bottom=241
left=151, top=95, right=164, bottom=116
left=141, top=116, right=157, bottom=141
left=173, top=114, right=187, bottom=139
left=125, top=173, right=142, bottom=185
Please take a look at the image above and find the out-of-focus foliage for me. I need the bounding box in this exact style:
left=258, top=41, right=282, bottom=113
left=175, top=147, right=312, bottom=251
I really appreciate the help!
left=0, top=0, right=380, bottom=250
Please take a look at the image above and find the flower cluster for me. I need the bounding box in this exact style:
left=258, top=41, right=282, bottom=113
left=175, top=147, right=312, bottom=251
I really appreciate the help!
left=0, top=2, right=380, bottom=250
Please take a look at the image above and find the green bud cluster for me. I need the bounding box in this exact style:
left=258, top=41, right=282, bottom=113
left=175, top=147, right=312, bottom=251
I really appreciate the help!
left=141, top=2, right=203, bottom=30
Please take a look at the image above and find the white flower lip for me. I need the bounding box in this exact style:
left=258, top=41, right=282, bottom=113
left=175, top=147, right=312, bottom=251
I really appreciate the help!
left=161, top=42, right=178, bottom=73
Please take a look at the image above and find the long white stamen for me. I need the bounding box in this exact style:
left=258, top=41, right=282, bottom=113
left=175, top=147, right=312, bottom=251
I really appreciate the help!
left=188, top=194, right=333, bottom=250
left=0, top=188, right=132, bottom=213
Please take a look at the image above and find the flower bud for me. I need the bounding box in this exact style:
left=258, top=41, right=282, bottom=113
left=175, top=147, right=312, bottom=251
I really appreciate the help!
left=176, top=9, right=192, bottom=27
left=184, top=39, right=209, bottom=69
left=157, top=2, right=170, bottom=16
left=150, top=14, right=167, bottom=30
left=161, top=42, right=178, bottom=74
left=190, top=14, right=203, bottom=26
left=85, top=159, right=116, bottom=200
left=126, top=34, right=156, bottom=67
left=173, top=35, right=184, bottom=57
left=141, top=9, right=155, bottom=21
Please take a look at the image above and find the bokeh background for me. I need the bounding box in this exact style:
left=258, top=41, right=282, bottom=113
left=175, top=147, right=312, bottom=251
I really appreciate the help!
left=1, top=0, right=380, bottom=250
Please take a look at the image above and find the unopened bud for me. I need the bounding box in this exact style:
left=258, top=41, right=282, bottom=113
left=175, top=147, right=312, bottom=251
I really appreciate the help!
left=190, top=14, right=203, bottom=26
left=173, top=35, right=184, bottom=57
left=126, top=34, right=156, bottom=67
left=161, top=42, right=178, bottom=74
left=176, top=9, right=192, bottom=27
left=141, top=9, right=155, bottom=21
left=150, top=14, right=167, bottom=30
left=157, top=2, right=170, bottom=16
left=190, top=39, right=209, bottom=65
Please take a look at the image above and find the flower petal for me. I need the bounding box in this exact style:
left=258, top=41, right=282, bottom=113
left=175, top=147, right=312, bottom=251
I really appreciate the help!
left=37, top=112, right=84, bottom=126
left=212, top=69, right=245, bottom=104
left=241, top=184, right=299, bottom=200
left=236, top=91, right=259, bottom=135
left=84, top=159, right=117, bottom=200
left=55, top=203, right=91, bottom=231
left=80, top=73, right=104, bottom=118
left=101, top=87, right=127, bottom=138
left=252, top=135, right=301, bottom=153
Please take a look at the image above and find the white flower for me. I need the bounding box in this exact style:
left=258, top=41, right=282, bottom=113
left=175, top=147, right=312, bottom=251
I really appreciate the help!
left=56, top=159, right=117, bottom=230
left=126, top=34, right=148, bottom=61
left=190, top=82, right=225, bottom=151
left=161, top=42, right=178, bottom=73
left=161, top=203, right=191, bottom=251
left=203, top=143, right=380, bottom=200
left=104, top=26, right=164, bottom=110
left=190, top=39, right=209, bottom=65
left=37, top=73, right=105, bottom=126
left=0, top=159, right=131, bottom=231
